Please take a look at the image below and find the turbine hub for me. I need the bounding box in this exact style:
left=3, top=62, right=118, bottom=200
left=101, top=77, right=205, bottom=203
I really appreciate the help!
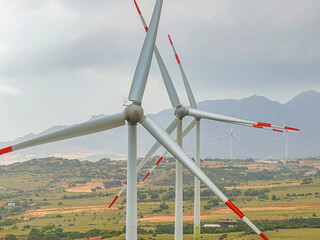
left=174, top=105, right=187, bottom=120
left=124, top=102, right=144, bottom=124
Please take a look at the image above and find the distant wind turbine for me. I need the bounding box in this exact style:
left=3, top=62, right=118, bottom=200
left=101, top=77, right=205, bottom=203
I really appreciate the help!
left=213, top=125, right=244, bottom=160
left=278, top=113, right=301, bottom=160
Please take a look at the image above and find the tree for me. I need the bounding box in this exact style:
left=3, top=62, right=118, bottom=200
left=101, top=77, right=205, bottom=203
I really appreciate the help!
left=150, top=193, right=159, bottom=199
left=5, top=234, right=17, bottom=240
left=201, top=189, right=212, bottom=197
left=244, top=189, right=260, bottom=196
left=28, top=228, right=44, bottom=240
left=258, top=193, right=269, bottom=200
left=138, top=193, right=147, bottom=200
left=302, top=177, right=313, bottom=185
left=159, top=202, right=169, bottom=210
left=228, top=188, right=241, bottom=197
left=219, top=234, right=228, bottom=240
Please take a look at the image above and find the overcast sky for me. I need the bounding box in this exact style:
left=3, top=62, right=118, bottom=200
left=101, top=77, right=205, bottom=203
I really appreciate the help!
left=0, top=0, right=319, bottom=141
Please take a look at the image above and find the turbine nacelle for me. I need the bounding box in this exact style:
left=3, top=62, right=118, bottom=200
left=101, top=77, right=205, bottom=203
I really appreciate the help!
left=124, top=103, right=144, bottom=125
left=174, top=105, right=188, bottom=120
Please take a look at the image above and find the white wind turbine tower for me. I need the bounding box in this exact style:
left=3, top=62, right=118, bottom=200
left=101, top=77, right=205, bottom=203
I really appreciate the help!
left=2, top=1, right=298, bottom=240
left=279, top=114, right=289, bottom=160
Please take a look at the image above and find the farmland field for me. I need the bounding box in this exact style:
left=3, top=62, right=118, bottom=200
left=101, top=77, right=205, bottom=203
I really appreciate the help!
left=0, top=156, right=319, bottom=239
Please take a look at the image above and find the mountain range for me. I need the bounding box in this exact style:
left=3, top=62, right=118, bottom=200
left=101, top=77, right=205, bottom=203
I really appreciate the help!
left=1, top=90, right=319, bottom=164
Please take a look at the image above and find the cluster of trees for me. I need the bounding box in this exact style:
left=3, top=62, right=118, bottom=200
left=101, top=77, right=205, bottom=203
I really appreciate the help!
left=153, top=217, right=320, bottom=235
left=5, top=224, right=123, bottom=240
left=61, top=192, right=110, bottom=200
left=203, top=198, right=219, bottom=210
left=103, top=180, right=122, bottom=188
left=302, top=177, right=313, bottom=185
left=0, top=205, right=28, bottom=218
left=151, top=202, right=169, bottom=213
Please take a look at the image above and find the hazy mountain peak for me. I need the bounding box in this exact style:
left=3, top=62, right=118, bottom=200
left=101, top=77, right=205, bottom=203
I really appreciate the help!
left=242, top=95, right=272, bottom=103
left=285, top=90, right=320, bottom=106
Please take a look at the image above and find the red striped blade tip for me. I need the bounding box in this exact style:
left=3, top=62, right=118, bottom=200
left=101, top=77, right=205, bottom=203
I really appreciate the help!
left=253, top=125, right=263, bottom=129
left=175, top=54, right=181, bottom=64
left=225, top=200, right=245, bottom=219
left=108, top=195, right=119, bottom=208
left=0, top=146, right=12, bottom=155
left=257, top=122, right=271, bottom=127
left=285, top=126, right=299, bottom=131
left=272, top=129, right=283, bottom=133
left=155, top=156, right=164, bottom=165
left=259, top=232, right=269, bottom=240
left=133, top=0, right=141, bottom=14
left=168, top=34, right=173, bottom=45
left=142, top=172, right=151, bottom=182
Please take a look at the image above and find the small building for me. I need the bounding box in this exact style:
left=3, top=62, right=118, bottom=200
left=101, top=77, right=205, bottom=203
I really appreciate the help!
left=219, top=218, right=237, bottom=227
left=203, top=224, right=221, bottom=228
left=7, top=202, right=15, bottom=207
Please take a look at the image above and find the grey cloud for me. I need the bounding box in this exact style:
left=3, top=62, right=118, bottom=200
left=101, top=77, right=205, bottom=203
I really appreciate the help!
left=0, top=0, right=319, bottom=141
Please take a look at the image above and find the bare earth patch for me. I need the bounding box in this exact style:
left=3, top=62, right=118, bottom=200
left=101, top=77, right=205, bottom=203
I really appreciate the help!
left=25, top=206, right=114, bottom=218
left=65, top=181, right=105, bottom=192
left=24, top=201, right=162, bottom=218
left=138, top=204, right=320, bottom=223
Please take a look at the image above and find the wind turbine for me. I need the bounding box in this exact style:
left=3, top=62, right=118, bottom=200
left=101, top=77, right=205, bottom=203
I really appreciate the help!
left=212, top=125, right=244, bottom=160
left=278, top=113, right=301, bottom=160
left=166, top=33, right=297, bottom=240
left=1, top=1, right=299, bottom=239
left=108, top=2, right=286, bottom=239
left=108, top=2, right=298, bottom=239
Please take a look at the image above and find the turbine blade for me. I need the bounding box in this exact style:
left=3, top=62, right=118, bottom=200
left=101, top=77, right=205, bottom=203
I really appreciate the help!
left=0, top=112, right=125, bottom=155
left=256, top=121, right=299, bottom=131
left=128, top=0, right=163, bottom=103
left=108, top=195, right=119, bottom=208
left=141, top=118, right=197, bottom=182
left=240, top=123, right=284, bottom=133
left=233, top=133, right=243, bottom=142
left=109, top=182, right=127, bottom=208
left=108, top=115, right=180, bottom=208
left=134, top=0, right=181, bottom=108
left=137, top=116, right=180, bottom=172
left=187, top=108, right=298, bottom=132
left=188, top=108, right=256, bottom=125
left=168, top=34, right=198, bottom=109
left=182, top=118, right=198, bottom=137
left=142, top=153, right=166, bottom=182
left=109, top=118, right=196, bottom=207
left=213, top=134, right=231, bottom=143
left=140, top=115, right=268, bottom=240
